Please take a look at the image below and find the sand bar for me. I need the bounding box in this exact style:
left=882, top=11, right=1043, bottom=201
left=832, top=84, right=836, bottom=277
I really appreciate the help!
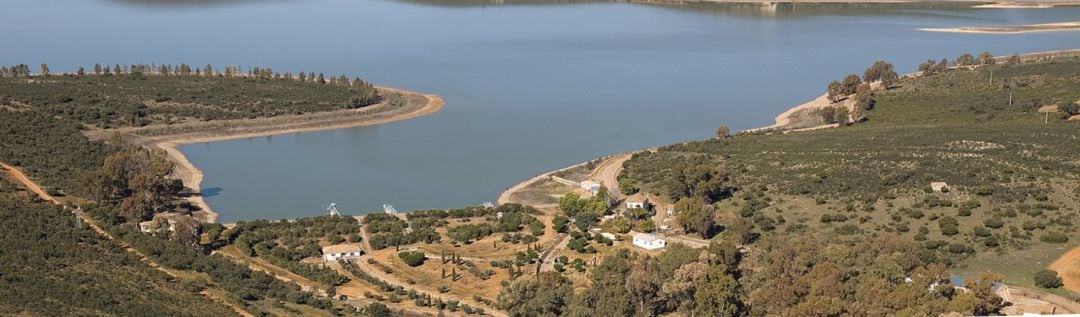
left=920, top=21, right=1080, bottom=34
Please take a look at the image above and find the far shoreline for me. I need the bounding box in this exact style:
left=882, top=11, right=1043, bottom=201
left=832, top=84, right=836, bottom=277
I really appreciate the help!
left=631, top=0, right=1080, bottom=8
left=115, top=87, right=444, bottom=223
left=919, top=21, right=1080, bottom=34
left=747, top=48, right=1080, bottom=133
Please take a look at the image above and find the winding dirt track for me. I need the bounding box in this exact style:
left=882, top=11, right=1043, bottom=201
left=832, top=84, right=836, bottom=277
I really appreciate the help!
left=588, top=153, right=631, bottom=200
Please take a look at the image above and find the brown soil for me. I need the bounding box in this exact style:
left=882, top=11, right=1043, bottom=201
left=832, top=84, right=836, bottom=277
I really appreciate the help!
left=1049, top=245, right=1080, bottom=293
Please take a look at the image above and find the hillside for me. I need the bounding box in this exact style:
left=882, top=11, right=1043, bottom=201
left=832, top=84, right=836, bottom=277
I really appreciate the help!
left=620, top=54, right=1080, bottom=288
left=0, top=175, right=239, bottom=316
left=0, top=66, right=406, bottom=316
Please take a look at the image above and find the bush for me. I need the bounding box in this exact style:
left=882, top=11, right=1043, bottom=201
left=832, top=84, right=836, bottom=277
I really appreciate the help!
left=366, top=302, right=391, bottom=317
left=397, top=251, right=427, bottom=267
left=1039, top=232, right=1069, bottom=244
left=1034, top=270, right=1064, bottom=289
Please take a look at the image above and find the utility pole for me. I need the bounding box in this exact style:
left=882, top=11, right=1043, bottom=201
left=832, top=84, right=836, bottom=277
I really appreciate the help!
left=989, top=69, right=993, bottom=86
left=1008, top=92, right=1012, bottom=107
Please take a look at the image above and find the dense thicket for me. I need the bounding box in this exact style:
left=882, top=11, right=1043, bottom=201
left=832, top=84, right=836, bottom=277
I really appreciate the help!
left=0, top=109, right=111, bottom=195
left=0, top=179, right=236, bottom=316
left=0, top=66, right=381, bottom=128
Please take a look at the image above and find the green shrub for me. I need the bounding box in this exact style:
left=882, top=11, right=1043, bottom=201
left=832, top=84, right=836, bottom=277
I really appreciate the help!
left=1039, top=232, right=1069, bottom=244
left=1034, top=270, right=1064, bottom=289
left=398, top=251, right=427, bottom=267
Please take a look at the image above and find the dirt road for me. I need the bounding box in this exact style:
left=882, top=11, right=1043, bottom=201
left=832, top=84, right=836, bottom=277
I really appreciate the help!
left=1, top=162, right=62, bottom=205
left=588, top=153, right=632, bottom=200
left=1049, top=244, right=1080, bottom=293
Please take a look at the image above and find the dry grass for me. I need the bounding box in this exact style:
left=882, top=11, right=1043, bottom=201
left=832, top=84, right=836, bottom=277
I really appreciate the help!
left=508, top=178, right=575, bottom=206
left=364, top=248, right=507, bottom=310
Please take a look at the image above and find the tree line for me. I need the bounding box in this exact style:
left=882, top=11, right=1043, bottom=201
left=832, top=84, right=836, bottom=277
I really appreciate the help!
left=497, top=235, right=1009, bottom=317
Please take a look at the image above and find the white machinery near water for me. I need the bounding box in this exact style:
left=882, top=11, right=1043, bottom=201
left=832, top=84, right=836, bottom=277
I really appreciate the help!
left=326, top=203, right=340, bottom=217
left=383, top=204, right=398, bottom=215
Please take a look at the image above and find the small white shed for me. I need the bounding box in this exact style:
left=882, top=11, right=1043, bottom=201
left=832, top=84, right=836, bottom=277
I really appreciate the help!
left=632, top=233, right=666, bottom=250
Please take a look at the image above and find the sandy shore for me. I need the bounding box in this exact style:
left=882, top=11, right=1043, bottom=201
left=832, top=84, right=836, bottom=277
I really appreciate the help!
left=496, top=159, right=599, bottom=205
left=743, top=93, right=835, bottom=133
left=920, top=21, right=1080, bottom=34
left=111, top=87, right=444, bottom=223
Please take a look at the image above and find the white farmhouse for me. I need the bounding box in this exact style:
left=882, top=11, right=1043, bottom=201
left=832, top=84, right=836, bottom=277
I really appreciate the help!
left=322, top=244, right=363, bottom=262
left=625, top=194, right=650, bottom=210
left=632, top=233, right=666, bottom=250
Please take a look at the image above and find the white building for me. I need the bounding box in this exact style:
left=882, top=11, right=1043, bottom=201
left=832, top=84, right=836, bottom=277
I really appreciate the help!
left=600, top=232, right=618, bottom=241
left=581, top=180, right=602, bottom=193
left=322, top=244, right=363, bottom=262
left=632, top=233, right=666, bottom=250
left=626, top=194, right=650, bottom=210
left=930, top=182, right=949, bottom=193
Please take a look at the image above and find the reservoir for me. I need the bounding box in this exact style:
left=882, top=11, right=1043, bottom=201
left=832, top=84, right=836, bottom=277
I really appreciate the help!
left=2, top=0, right=1079, bottom=221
